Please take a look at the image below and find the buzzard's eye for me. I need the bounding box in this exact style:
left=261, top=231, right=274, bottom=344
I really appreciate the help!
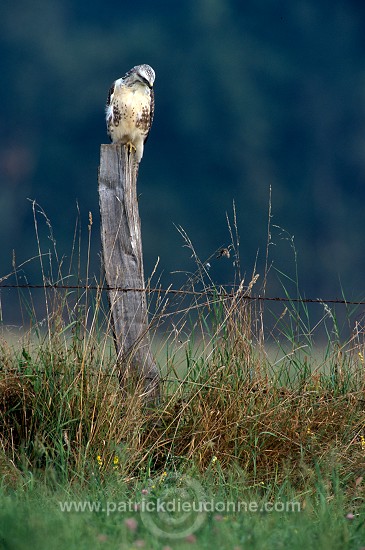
left=140, top=76, right=152, bottom=88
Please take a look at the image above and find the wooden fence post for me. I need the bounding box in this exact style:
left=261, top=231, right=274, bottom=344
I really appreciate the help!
left=98, top=143, right=160, bottom=403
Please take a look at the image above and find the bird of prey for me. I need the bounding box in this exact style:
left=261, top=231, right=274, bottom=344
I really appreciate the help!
left=106, top=64, right=155, bottom=163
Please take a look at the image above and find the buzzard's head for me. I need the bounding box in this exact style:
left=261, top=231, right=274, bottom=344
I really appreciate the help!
left=124, top=64, right=155, bottom=89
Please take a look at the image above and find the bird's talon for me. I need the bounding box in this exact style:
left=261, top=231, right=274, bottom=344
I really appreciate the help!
left=127, top=142, right=136, bottom=155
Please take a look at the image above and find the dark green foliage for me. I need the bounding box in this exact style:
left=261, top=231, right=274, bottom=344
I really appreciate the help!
left=1, top=1, right=365, bottom=304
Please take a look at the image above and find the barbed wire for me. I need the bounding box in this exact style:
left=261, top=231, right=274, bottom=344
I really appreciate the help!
left=0, top=282, right=364, bottom=306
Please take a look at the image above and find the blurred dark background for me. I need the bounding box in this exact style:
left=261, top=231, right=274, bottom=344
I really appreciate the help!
left=1, top=0, right=365, bottom=320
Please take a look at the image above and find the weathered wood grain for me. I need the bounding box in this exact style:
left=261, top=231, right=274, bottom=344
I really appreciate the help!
left=98, top=144, right=159, bottom=403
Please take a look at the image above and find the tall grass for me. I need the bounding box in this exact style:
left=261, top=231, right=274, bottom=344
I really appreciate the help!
left=0, top=201, right=364, bottom=521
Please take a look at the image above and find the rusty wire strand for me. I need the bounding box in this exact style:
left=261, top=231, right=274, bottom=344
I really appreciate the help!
left=0, top=283, right=364, bottom=305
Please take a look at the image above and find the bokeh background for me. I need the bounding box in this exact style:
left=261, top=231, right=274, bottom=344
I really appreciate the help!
left=1, top=0, right=365, bottom=319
